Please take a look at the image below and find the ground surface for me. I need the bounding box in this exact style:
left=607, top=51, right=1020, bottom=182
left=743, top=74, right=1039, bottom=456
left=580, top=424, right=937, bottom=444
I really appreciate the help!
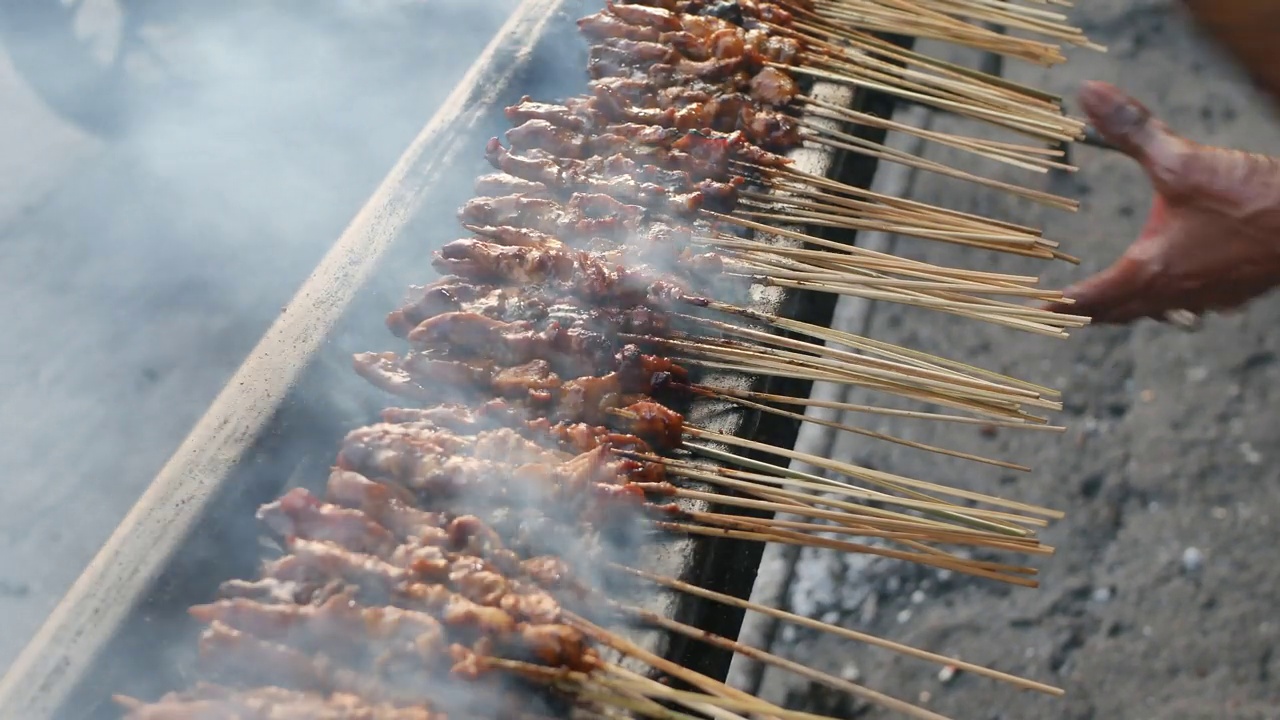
left=754, top=2, right=1280, bottom=719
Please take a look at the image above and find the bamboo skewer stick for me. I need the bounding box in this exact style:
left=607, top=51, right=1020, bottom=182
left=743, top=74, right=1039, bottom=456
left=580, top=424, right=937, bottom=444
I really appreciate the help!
left=700, top=389, right=1031, bottom=470
left=643, top=331, right=1049, bottom=407
left=809, top=3, right=1070, bottom=62
left=703, top=511, right=1047, bottom=556
left=723, top=250, right=1064, bottom=300
left=624, top=448, right=1040, bottom=538
left=665, top=476, right=1044, bottom=543
left=683, top=428, right=1065, bottom=519
left=671, top=488, right=1050, bottom=551
left=721, top=252, right=1055, bottom=305
left=674, top=350, right=1041, bottom=421
left=804, top=46, right=1068, bottom=123
left=603, top=665, right=749, bottom=720
left=800, top=123, right=1079, bottom=208
left=796, top=95, right=1070, bottom=168
left=677, top=356, right=1048, bottom=424
left=612, top=564, right=1065, bottom=696
left=656, top=521, right=1039, bottom=587
left=787, top=18, right=1071, bottom=105
left=754, top=277, right=1080, bottom=336
left=673, top=445, right=1052, bottom=537
left=698, top=230, right=1048, bottom=287
left=562, top=613, right=804, bottom=716
left=655, top=445, right=1044, bottom=539
left=799, top=116, right=1060, bottom=175
left=584, top=664, right=944, bottom=720
left=733, top=189, right=1043, bottom=247
left=789, top=62, right=1080, bottom=142
left=675, top=503, right=1046, bottom=566
left=721, top=175, right=1059, bottom=258
left=673, top=328, right=1046, bottom=401
left=702, top=385, right=1065, bottom=430
left=738, top=478, right=1047, bottom=567
left=702, top=225, right=1042, bottom=278
left=619, top=602, right=948, bottom=719
left=677, top=301, right=1065, bottom=399
left=647, top=451, right=1049, bottom=537
left=486, top=658, right=778, bottom=720
left=675, top=308, right=1062, bottom=402
left=757, top=166, right=1049, bottom=236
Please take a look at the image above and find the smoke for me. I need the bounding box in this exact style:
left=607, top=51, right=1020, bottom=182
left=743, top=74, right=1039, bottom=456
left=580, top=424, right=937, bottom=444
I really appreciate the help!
left=0, top=0, right=517, bottom=695
left=1, top=1, right=685, bottom=716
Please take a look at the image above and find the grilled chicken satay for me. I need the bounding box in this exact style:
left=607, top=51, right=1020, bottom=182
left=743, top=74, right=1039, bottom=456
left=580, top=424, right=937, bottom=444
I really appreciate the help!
left=253, top=488, right=570, bottom=625
left=353, top=342, right=689, bottom=425
left=475, top=171, right=553, bottom=198
left=334, top=421, right=673, bottom=501
left=257, top=487, right=401, bottom=557
left=324, top=471, right=582, bottom=594
left=440, top=233, right=737, bottom=297
left=116, top=683, right=440, bottom=720
left=623, top=0, right=816, bottom=15
left=191, top=593, right=446, bottom=667
left=506, top=90, right=800, bottom=151
left=495, top=114, right=789, bottom=183
left=403, top=289, right=680, bottom=343
left=503, top=118, right=791, bottom=171
left=487, top=135, right=741, bottom=212
left=196, top=621, right=386, bottom=697
left=580, top=4, right=802, bottom=103
left=260, top=539, right=596, bottom=671
left=458, top=192, right=647, bottom=241
left=404, top=310, right=683, bottom=375
left=379, top=404, right=657, bottom=457
left=385, top=275, right=681, bottom=340
left=432, top=237, right=700, bottom=308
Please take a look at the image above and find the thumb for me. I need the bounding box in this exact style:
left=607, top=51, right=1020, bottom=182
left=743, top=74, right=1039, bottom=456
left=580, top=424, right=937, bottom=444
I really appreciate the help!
left=1079, top=81, right=1193, bottom=198
left=1043, top=254, right=1154, bottom=324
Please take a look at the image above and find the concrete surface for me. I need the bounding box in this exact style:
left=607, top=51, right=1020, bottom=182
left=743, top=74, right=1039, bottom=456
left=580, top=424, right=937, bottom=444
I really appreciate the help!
left=752, top=2, right=1280, bottom=718
left=0, top=1, right=515, bottom=674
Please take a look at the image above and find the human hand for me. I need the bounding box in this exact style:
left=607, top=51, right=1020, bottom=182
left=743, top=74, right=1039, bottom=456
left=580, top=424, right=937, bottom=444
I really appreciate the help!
left=1045, top=81, right=1280, bottom=325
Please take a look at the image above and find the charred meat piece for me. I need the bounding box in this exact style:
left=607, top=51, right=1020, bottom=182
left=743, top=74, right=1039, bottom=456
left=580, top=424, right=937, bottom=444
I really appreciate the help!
left=326, top=470, right=452, bottom=546
left=190, top=594, right=446, bottom=665
left=608, top=2, right=684, bottom=32
left=432, top=238, right=690, bottom=309
left=458, top=193, right=646, bottom=240
left=407, top=312, right=617, bottom=374
left=350, top=351, right=439, bottom=403
left=578, top=10, right=663, bottom=43
left=258, top=488, right=398, bottom=557
left=489, top=136, right=739, bottom=211
left=474, top=172, right=552, bottom=198
left=749, top=65, right=799, bottom=106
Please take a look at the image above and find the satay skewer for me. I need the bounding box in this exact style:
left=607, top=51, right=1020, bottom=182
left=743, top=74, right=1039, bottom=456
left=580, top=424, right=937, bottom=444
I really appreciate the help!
left=611, top=563, right=1065, bottom=695
left=799, top=127, right=1079, bottom=208
left=669, top=489, right=1050, bottom=550
left=617, top=602, right=943, bottom=719
left=683, top=428, right=1064, bottom=519
left=796, top=95, right=1072, bottom=168
left=702, top=385, right=1065, bottom=430
left=693, top=388, right=1031, bottom=470
left=621, top=449, right=1045, bottom=536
